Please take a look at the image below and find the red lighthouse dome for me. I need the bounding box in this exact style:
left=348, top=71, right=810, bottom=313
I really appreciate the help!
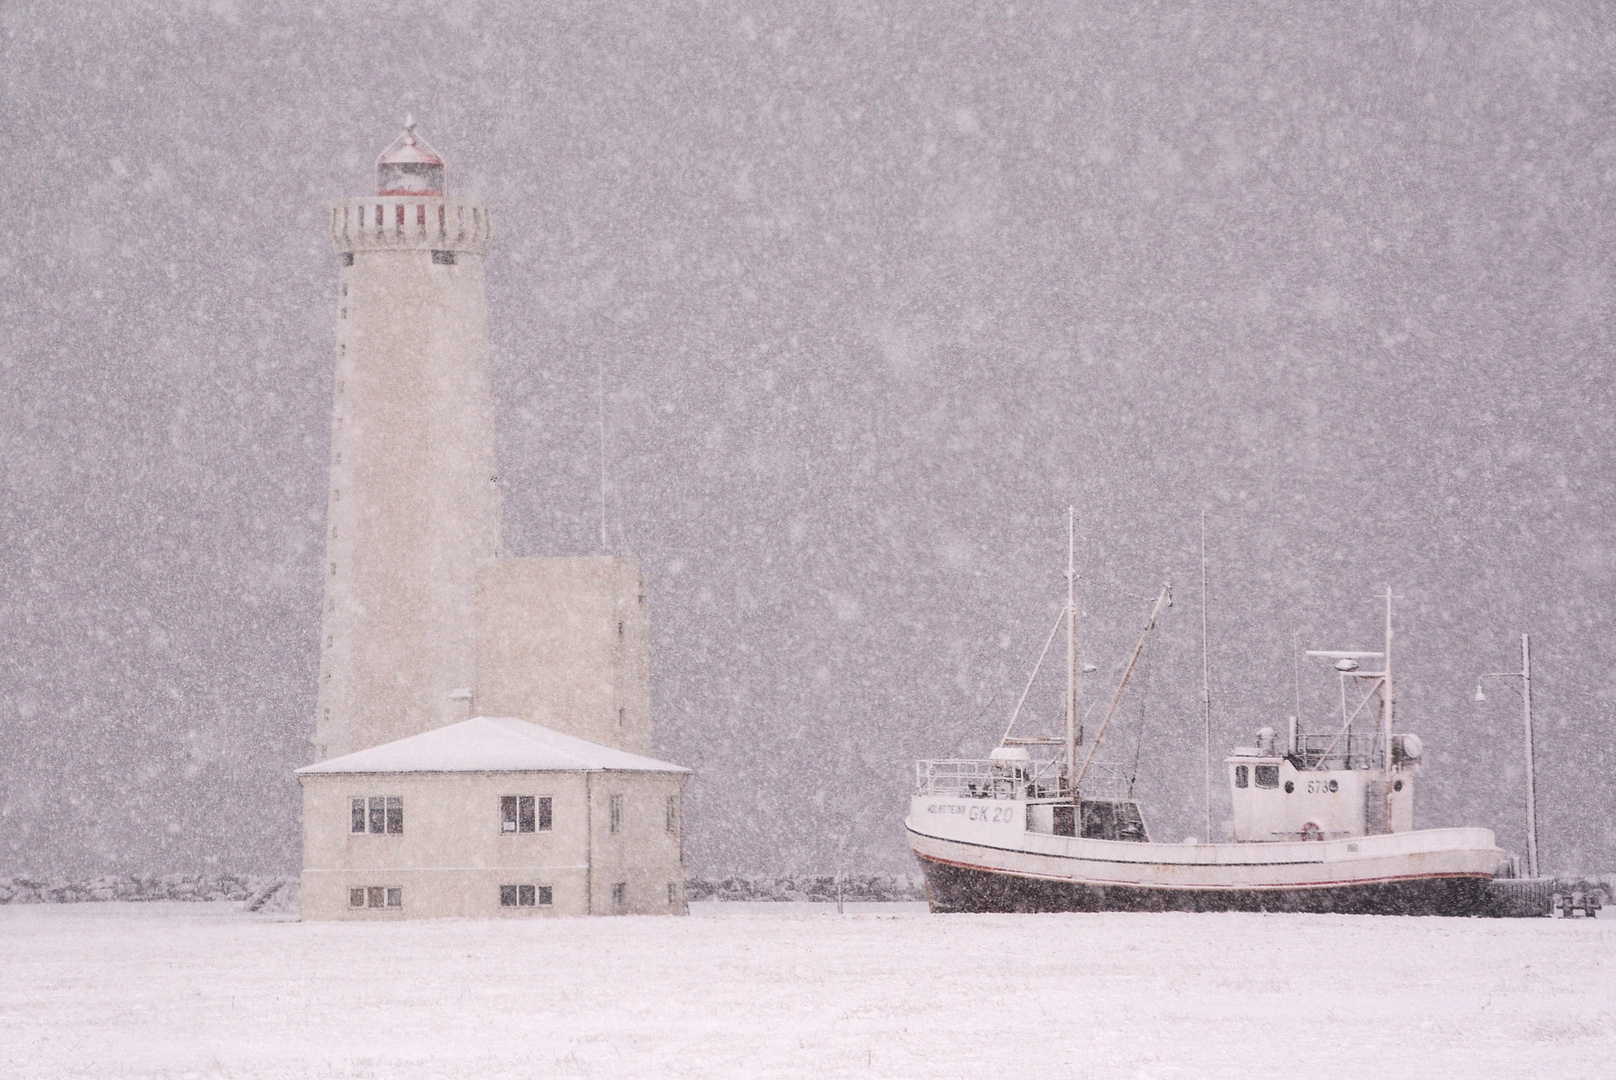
left=376, top=116, right=445, bottom=196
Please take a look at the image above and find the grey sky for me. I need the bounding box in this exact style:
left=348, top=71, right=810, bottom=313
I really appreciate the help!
left=2, top=1, right=1613, bottom=878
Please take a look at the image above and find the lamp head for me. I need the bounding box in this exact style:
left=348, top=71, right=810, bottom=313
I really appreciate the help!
left=1474, top=685, right=1487, bottom=703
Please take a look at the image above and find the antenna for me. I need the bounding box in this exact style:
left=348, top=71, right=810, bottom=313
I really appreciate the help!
left=1064, top=507, right=1078, bottom=795
left=1200, top=510, right=1211, bottom=842
left=597, top=355, right=607, bottom=553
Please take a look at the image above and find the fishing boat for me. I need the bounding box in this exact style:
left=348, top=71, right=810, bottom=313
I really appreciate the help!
left=905, top=515, right=1504, bottom=915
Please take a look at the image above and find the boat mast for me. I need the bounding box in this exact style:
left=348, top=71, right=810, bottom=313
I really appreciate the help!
left=1200, top=510, right=1211, bottom=842
left=1382, top=586, right=1394, bottom=773
left=1521, top=633, right=1539, bottom=879
left=1065, top=507, right=1077, bottom=796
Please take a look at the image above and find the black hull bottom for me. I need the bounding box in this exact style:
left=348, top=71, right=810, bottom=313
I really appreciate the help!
left=918, top=856, right=1493, bottom=916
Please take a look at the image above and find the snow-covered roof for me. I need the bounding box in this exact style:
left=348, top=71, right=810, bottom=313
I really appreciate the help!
left=295, top=716, right=689, bottom=776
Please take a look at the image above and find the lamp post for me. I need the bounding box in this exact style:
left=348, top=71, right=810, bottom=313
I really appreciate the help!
left=1474, top=634, right=1537, bottom=879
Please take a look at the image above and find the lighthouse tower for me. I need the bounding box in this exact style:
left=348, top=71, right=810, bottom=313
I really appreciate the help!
left=298, top=123, right=687, bottom=919
left=313, top=121, right=499, bottom=760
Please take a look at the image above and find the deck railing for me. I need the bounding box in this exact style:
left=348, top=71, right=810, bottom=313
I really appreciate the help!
left=1293, top=733, right=1380, bottom=770
left=914, top=758, right=1137, bottom=801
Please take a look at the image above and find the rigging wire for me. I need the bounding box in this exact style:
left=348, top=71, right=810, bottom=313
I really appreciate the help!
left=1128, top=643, right=1153, bottom=796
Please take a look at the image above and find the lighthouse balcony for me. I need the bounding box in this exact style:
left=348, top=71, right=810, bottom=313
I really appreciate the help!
left=330, top=196, right=493, bottom=255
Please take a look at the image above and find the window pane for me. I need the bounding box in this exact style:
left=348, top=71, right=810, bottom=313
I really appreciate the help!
left=609, top=794, right=622, bottom=834
left=1235, top=765, right=1249, bottom=789
left=385, top=888, right=402, bottom=909
left=666, top=795, right=677, bottom=833
left=1255, top=765, right=1280, bottom=789
left=349, top=888, right=365, bottom=908
left=518, top=796, right=535, bottom=833
left=612, top=882, right=625, bottom=908
left=386, top=797, right=403, bottom=834
left=351, top=799, right=366, bottom=833
left=668, top=882, right=677, bottom=905
left=536, top=886, right=552, bottom=906
left=369, top=797, right=385, bottom=834
left=537, top=797, right=552, bottom=831
left=518, top=885, right=535, bottom=907
left=500, top=885, right=518, bottom=907
left=367, top=886, right=385, bottom=908
left=500, top=795, right=517, bottom=832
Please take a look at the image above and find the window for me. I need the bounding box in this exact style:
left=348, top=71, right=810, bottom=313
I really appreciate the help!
left=432, top=250, right=455, bottom=265
left=350, top=886, right=401, bottom=909
left=618, top=707, right=626, bottom=728
left=609, top=794, right=623, bottom=834
left=501, top=795, right=551, bottom=832
left=342, top=252, right=354, bottom=266
left=500, top=884, right=553, bottom=908
left=665, top=795, right=678, bottom=834
left=612, top=882, right=626, bottom=909
left=1234, top=766, right=1249, bottom=790
left=668, top=882, right=678, bottom=906
left=352, top=796, right=402, bottom=834
left=1254, top=765, right=1280, bottom=789
left=395, top=204, right=405, bottom=226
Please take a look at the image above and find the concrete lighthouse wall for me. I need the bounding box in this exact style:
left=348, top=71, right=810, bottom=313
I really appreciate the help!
left=314, top=197, right=499, bottom=760
left=475, top=557, right=653, bottom=756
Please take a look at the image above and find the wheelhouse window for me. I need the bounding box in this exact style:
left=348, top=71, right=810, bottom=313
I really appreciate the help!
left=609, top=794, right=623, bottom=834
left=612, top=882, right=626, bottom=908
left=351, top=796, right=402, bottom=834
left=1234, top=765, right=1249, bottom=789
left=665, top=794, right=678, bottom=834
left=1254, top=765, right=1280, bottom=789
left=501, top=795, right=551, bottom=833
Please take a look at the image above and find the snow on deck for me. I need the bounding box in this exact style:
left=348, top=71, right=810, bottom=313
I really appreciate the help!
left=1, top=901, right=1611, bottom=1078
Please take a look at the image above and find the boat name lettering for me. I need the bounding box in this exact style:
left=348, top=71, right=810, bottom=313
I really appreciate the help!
left=926, top=803, right=965, bottom=815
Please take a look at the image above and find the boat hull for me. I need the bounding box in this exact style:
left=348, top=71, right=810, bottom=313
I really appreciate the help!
left=906, top=796, right=1502, bottom=916
left=916, top=851, right=1492, bottom=915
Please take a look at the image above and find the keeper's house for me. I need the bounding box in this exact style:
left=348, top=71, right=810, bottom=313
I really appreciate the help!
left=295, top=716, right=689, bottom=919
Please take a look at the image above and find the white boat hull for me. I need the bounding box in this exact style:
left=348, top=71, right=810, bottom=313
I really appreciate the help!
left=907, top=796, right=1503, bottom=915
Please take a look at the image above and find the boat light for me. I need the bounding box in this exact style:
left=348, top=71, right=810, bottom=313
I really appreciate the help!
left=1474, top=685, right=1487, bottom=702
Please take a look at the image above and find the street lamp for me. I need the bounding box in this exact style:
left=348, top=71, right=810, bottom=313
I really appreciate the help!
left=1475, top=634, right=1538, bottom=879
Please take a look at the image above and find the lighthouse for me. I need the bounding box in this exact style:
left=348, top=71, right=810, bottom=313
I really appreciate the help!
left=299, top=123, right=687, bottom=919
left=314, top=120, right=499, bottom=760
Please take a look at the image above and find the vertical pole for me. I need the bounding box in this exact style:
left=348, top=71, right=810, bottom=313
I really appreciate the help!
left=1065, top=508, right=1077, bottom=797
left=1200, top=511, right=1211, bottom=842
left=597, top=358, right=608, bottom=553
left=1522, top=633, right=1539, bottom=879
left=1382, top=587, right=1394, bottom=773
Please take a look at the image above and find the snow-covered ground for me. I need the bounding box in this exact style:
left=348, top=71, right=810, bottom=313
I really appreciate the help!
left=1, top=901, right=1611, bottom=1079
